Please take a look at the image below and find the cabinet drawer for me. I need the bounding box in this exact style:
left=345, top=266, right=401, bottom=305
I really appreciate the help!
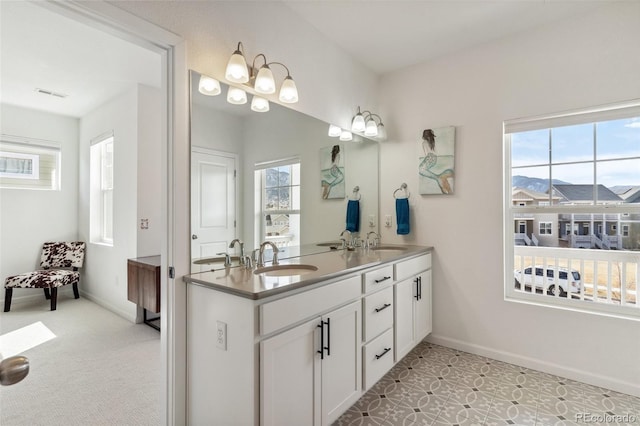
left=363, top=328, right=394, bottom=390
left=363, top=264, right=394, bottom=294
left=395, top=253, right=431, bottom=282
left=260, top=275, right=361, bottom=335
left=363, top=287, right=393, bottom=342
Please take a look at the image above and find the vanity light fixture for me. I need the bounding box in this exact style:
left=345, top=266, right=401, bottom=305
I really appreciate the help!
left=224, top=41, right=299, bottom=105
left=198, top=75, right=221, bottom=96
left=251, top=95, right=270, bottom=112
left=328, top=124, right=342, bottom=137
left=350, top=106, right=387, bottom=141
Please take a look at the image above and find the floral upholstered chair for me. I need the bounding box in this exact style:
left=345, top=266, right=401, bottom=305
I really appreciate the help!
left=4, top=242, right=86, bottom=312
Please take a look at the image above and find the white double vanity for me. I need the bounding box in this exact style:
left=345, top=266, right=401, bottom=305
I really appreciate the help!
left=184, top=244, right=433, bottom=425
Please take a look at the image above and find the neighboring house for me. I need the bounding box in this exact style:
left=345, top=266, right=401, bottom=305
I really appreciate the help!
left=552, top=184, right=630, bottom=249
left=512, top=187, right=561, bottom=247
left=513, top=184, right=640, bottom=250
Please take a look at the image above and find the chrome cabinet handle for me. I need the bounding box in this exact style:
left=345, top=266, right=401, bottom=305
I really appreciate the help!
left=375, top=348, right=391, bottom=360
left=374, top=303, right=391, bottom=313
left=374, top=276, right=391, bottom=283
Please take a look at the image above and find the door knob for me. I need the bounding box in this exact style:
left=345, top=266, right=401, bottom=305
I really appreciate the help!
left=192, top=234, right=198, bottom=240
left=0, top=356, right=29, bottom=386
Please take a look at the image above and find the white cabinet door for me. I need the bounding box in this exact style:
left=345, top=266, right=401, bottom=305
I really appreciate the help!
left=261, top=317, right=321, bottom=426
left=322, top=301, right=362, bottom=426
left=394, top=277, right=416, bottom=361
left=414, top=270, right=432, bottom=343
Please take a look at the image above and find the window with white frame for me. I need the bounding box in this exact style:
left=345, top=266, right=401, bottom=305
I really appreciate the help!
left=505, top=101, right=640, bottom=319
left=0, top=136, right=61, bottom=190
left=90, top=134, right=114, bottom=245
left=539, top=222, right=552, bottom=235
left=254, top=158, right=301, bottom=248
left=622, top=225, right=630, bottom=237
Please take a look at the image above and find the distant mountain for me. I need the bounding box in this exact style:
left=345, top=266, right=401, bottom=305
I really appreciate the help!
left=512, top=175, right=570, bottom=193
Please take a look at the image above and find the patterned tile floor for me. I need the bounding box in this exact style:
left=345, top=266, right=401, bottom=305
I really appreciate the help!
left=334, top=343, right=640, bottom=426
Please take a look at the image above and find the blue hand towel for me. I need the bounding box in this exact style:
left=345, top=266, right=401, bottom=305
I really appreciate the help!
left=396, top=198, right=410, bottom=235
left=346, top=199, right=360, bottom=232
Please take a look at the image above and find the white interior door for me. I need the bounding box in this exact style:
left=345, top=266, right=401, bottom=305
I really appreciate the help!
left=191, top=149, right=236, bottom=270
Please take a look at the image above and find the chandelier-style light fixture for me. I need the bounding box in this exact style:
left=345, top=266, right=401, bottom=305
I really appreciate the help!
left=328, top=107, right=387, bottom=141
left=223, top=41, right=299, bottom=112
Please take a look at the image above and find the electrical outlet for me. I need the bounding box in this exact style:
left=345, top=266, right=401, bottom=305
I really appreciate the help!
left=216, top=320, right=227, bottom=350
left=369, top=214, right=375, bottom=227
left=140, top=218, right=149, bottom=229
left=385, top=215, right=392, bottom=227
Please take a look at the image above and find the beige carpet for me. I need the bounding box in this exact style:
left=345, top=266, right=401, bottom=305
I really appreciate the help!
left=0, top=293, right=162, bottom=426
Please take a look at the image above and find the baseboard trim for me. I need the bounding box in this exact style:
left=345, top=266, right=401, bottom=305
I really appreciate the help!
left=79, top=291, right=137, bottom=323
left=426, top=334, right=640, bottom=398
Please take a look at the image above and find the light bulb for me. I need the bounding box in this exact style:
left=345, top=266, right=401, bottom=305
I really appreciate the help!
left=339, top=130, right=353, bottom=141
left=225, top=49, right=249, bottom=83
left=198, top=75, right=221, bottom=96
left=251, top=96, right=270, bottom=112
left=328, top=125, right=342, bottom=137
left=227, top=87, right=247, bottom=105
left=351, top=113, right=366, bottom=132
left=365, top=119, right=378, bottom=136
left=254, top=65, right=276, bottom=94
left=279, top=76, right=299, bottom=103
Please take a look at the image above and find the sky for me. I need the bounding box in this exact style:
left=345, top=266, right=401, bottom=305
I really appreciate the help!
left=511, top=117, right=640, bottom=187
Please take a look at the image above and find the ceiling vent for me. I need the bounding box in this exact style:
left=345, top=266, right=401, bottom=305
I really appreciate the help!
left=34, top=88, right=68, bottom=98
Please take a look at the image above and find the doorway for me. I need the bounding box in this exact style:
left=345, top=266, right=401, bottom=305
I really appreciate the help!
left=190, top=149, right=237, bottom=272
left=0, top=1, right=184, bottom=423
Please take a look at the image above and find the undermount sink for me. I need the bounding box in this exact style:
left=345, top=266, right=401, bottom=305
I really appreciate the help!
left=254, top=264, right=319, bottom=277
left=370, top=245, right=408, bottom=251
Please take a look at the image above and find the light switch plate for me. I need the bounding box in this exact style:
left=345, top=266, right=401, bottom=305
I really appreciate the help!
left=385, top=215, right=392, bottom=227
left=369, top=215, right=375, bottom=227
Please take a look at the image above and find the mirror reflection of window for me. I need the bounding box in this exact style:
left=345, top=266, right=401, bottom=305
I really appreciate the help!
left=255, top=160, right=300, bottom=248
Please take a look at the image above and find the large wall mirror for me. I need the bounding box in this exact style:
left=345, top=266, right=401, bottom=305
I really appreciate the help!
left=189, top=70, right=379, bottom=271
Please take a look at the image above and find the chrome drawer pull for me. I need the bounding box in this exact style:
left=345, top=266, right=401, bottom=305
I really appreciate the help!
left=374, top=276, right=391, bottom=283
left=375, top=347, right=391, bottom=360
left=374, top=303, right=391, bottom=313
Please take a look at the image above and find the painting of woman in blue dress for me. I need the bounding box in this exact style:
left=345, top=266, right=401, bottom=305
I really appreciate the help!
left=321, top=144, right=345, bottom=199
left=419, top=127, right=455, bottom=195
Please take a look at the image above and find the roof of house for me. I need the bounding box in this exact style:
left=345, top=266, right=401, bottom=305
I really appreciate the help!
left=610, top=185, right=640, bottom=201
left=513, top=187, right=560, bottom=201
left=552, top=184, right=622, bottom=202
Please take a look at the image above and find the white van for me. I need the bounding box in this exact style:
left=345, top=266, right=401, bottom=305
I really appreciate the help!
left=514, top=265, right=582, bottom=296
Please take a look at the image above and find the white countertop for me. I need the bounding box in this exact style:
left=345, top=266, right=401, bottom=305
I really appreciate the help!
left=184, top=244, right=432, bottom=300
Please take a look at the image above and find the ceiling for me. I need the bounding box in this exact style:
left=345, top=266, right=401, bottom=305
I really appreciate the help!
left=284, top=0, right=608, bottom=74
left=0, top=1, right=608, bottom=118
left=0, top=1, right=160, bottom=118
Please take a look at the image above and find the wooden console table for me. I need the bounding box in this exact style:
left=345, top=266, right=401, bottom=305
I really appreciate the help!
left=127, top=255, right=161, bottom=331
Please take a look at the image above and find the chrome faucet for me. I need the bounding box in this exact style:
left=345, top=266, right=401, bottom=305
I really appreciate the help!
left=258, top=241, right=280, bottom=267
left=366, top=231, right=381, bottom=248
left=340, top=229, right=353, bottom=249
left=229, top=238, right=245, bottom=264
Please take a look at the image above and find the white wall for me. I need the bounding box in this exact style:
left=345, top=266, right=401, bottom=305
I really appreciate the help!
left=379, top=3, right=640, bottom=396
left=0, top=104, right=79, bottom=303
left=79, top=85, right=161, bottom=321
left=137, top=85, right=162, bottom=257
